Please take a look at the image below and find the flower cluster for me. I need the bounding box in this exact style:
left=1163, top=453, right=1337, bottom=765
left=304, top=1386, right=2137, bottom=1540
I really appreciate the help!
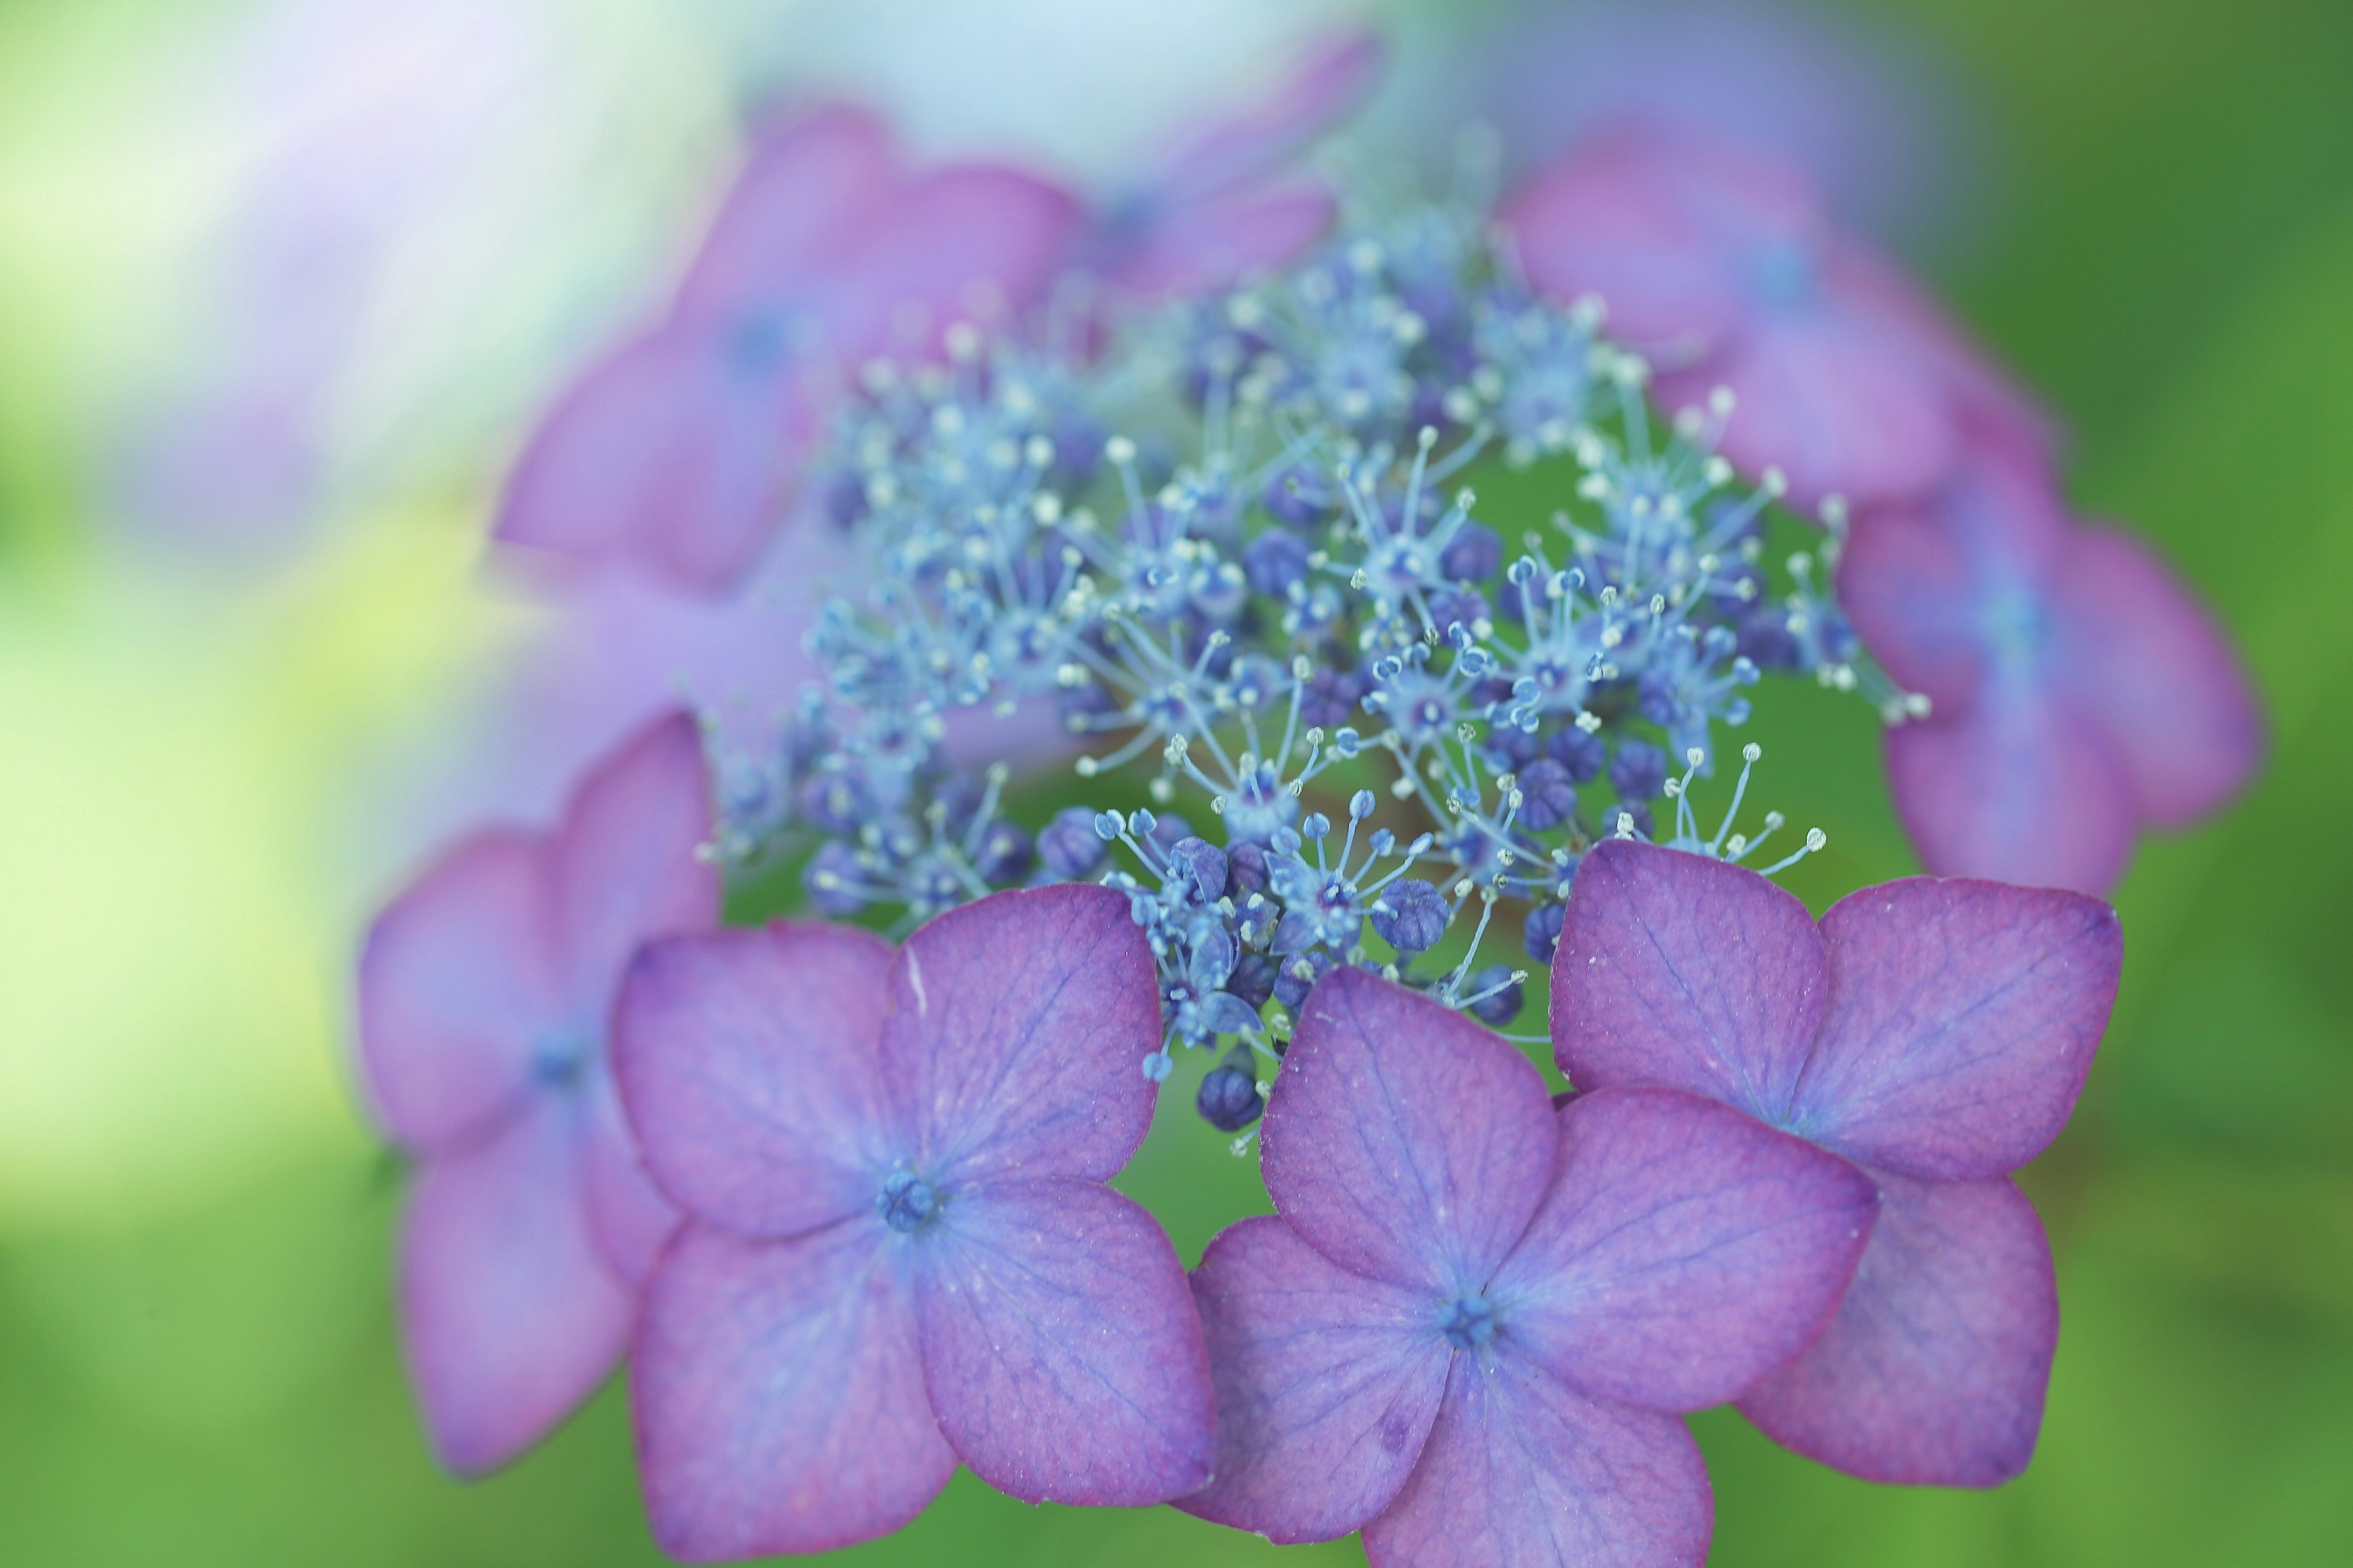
left=738, top=174, right=1899, bottom=1121
left=354, top=24, right=2257, bottom=1567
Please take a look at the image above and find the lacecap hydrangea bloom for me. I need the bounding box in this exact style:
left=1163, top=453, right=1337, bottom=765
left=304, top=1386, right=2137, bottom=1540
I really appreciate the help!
left=354, top=25, right=2261, bottom=1566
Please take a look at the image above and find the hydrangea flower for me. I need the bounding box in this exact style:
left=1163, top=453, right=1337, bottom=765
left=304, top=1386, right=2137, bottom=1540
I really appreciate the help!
left=1181, top=968, right=1877, bottom=1564
left=612, top=884, right=1214, bottom=1559
left=1840, top=437, right=2262, bottom=894
left=1501, top=125, right=2048, bottom=511
left=357, top=711, right=717, bottom=1473
left=1550, top=838, right=2123, bottom=1484
left=496, top=102, right=1079, bottom=591
left=1082, top=28, right=1381, bottom=298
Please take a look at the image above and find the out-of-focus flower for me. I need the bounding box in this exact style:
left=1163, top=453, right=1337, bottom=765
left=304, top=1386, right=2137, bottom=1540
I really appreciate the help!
left=1437, top=0, right=1979, bottom=254
left=613, top=884, right=1213, bottom=1558
left=494, top=103, right=1080, bottom=592
left=1552, top=838, right=2123, bottom=1485
left=357, top=711, right=716, bottom=1474
left=1077, top=28, right=1381, bottom=298
left=1840, top=439, right=2263, bottom=894
left=102, top=0, right=727, bottom=558
left=1181, top=968, right=1875, bottom=1562
left=1502, top=126, right=2049, bottom=512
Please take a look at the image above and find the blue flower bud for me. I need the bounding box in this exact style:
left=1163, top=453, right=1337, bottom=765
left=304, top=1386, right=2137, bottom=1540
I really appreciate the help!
left=1197, top=1053, right=1265, bottom=1132
left=1372, top=879, right=1450, bottom=953
left=1608, top=739, right=1669, bottom=802
left=1440, top=522, right=1501, bottom=582
left=1349, top=788, right=1377, bottom=820
left=1515, top=758, right=1578, bottom=831
left=1038, top=806, right=1108, bottom=879
left=1464, top=964, right=1524, bottom=1026
left=1245, top=529, right=1313, bottom=597
left=971, top=822, right=1033, bottom=884
left=1547, top=724, right=1607, bottom=783
left=1224, top=841, right=1270, bottom=898
left=1523, top=902, right=1566, bottom=963
left=1273, top=949, right=1333, bottom=1010
left=1302, top=812, right=1332, bottom=842
left=1226, top=951, right=1278, bottom=1009
left=1093, top=809, right=1127, bottom=841
left=1168, top=836, right=1229, bottom=904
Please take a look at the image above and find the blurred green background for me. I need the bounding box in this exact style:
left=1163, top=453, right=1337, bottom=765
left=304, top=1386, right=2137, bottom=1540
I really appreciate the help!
left=4, top=0, right=2351, bottom=1563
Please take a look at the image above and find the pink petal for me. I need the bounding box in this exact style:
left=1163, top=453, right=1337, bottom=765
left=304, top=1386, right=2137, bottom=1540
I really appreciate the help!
left=632, top=1220, right=954, bottom=1559
left=1662, top=308, right=1957, bottom=511
left=1834, top=500, right=1990, bottom=714
left=1363, top=1355, right=1711, bottom=1568
left=1108, top=177, right=1335, bottom=298
left=1264, top=969, right=1557, bottom=1294
left=1738, top=1172, right=2058, bottom=1487
left=1154, top=28, right=1384, bottom=205
left=673, top=102, right=901, bottom=330
left=493, top=331, right=794, bottom=588
left=579, top=1060, right=679, bottom=1285
left=1883, top=692, right=2138, bottom=895
left=879, top=884, right=1161, bottom=1185
left=550, top=711, right=719, bottom=1024
left=1795, top=877, right=2121, bottom=1180
left=816, top=164, right=1083, bottom=362
left=2053, top=524, right=2263, bottom=827
left=1549, top=839, right=1825, bottom=1124
left=358, top=827, right=557, bottom=1150
left=1503, top=126, right=1822, bottom=354
left=398, top=1103, right=629, bottom=1475
left=1828, top=239, right=2061, bottom=465
left=1491, top=1087, right=1876, bottom=1414
left=915, top=1179, right=1213, bottom=1506
left=1178, top=1216, right=1450, bottom=1542
left=615, top=922, right=899, bottom=1238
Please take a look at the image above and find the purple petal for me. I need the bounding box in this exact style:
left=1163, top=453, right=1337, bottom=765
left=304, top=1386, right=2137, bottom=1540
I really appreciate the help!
left=1504, top=127, right=1822, bottom=354
left=1492, top=1087, right=1874, bottom=1412
left=1154, top=28, right=1384, bottom=205
left=2053, top=524, right=2262, bottom=827
left=1549, top=839, right=1824, bottom=1123
left=1835, top=502, right=1990, bottom=714
left=1178, top=1216, right=1451, bottom=1542
left=816, top=164, right=1083, bottom=361
left=1794, top=877, right=2121, bottom=1180
left=1108, top=178, right=1335, bottom=298
left=1883, top=692, right=2138, bottom=896
left=673, top=102, right=900, bottom=328
left=1363, top=1355, right=1711, bottom=1568
left=358, top=828, right=556, bottom=1150
left=1662, top=308, right=1956, bottom=511
left=915, top=1179, right=1213, bottom=1505
left=1264, top=968, right=1556, bottom=1293
left=634, top=1220, right=955, bottom=1559
left=879, top=884, right=1161, bottom=1184
left=615, top=922, right=898, bottom=1237
left=1830, top=240, right=2061, bottom=466
left=579, top=1061, right=678, bottom=1285
left=1838, top=436, right=2073, bottom=713
left=550, top=711, right=719, bottom=1023
left=492, top=333, right=738, bottom=582
left=398, top=1103, right=629, bottom=1475
left=1738, top=1172, right=2056, bottom=1487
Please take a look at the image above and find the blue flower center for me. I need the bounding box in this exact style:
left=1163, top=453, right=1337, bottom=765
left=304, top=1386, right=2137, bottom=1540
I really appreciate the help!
left=1745, top=239, right=1819, bottom=312
left=727, top=308, right=798, bottom=379
left=530, top=1029, right=593, bottom=1089
left=877, top=1172, right=939, bottom=1234
left=1980, top=582, right=2051, bottom=680
left=1439, top=1293, right=1497, bottom=1350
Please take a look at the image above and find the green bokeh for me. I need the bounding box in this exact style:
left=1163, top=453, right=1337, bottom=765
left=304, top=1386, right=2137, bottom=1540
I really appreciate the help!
left=6, top=1, right=2353, bottom=1563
